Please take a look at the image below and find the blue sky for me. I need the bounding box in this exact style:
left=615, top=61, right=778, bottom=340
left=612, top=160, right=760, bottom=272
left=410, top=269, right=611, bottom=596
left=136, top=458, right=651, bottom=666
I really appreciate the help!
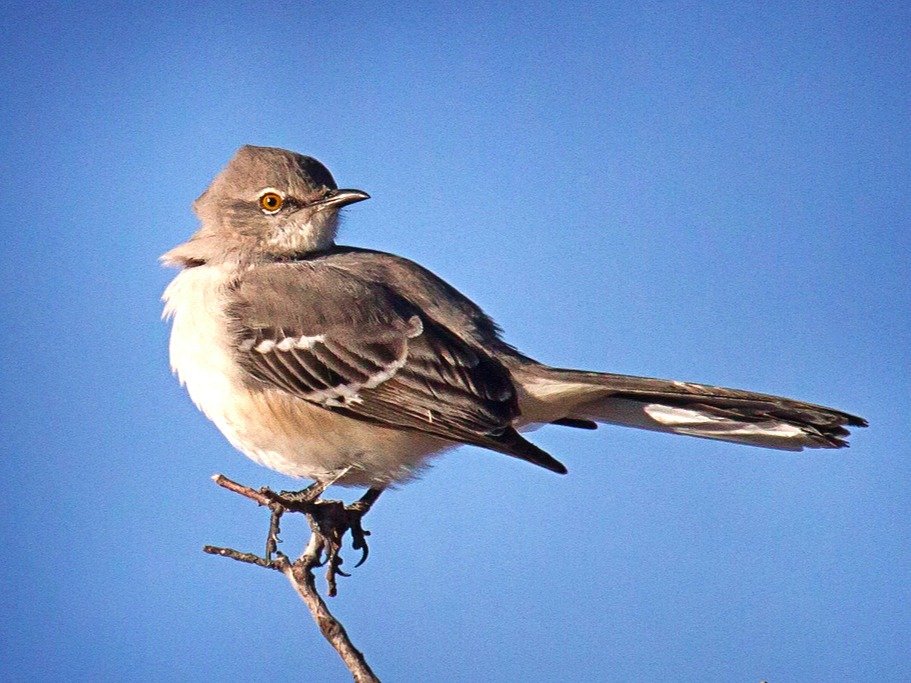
left=1, top=2, right=908, bottom=681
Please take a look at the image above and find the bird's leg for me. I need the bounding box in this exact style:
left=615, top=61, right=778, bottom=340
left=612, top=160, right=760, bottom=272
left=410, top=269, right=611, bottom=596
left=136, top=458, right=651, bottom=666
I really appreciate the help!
left=304, top=487, right=386, bottom=597
left=260, top=480, right=330, bottom=561
left=265, top=503, right=284, bottom=562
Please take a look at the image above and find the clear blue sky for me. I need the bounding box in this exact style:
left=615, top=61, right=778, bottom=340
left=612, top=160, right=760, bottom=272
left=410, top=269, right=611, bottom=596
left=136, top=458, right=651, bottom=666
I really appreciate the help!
left=1, top=2, right=908, bottom=681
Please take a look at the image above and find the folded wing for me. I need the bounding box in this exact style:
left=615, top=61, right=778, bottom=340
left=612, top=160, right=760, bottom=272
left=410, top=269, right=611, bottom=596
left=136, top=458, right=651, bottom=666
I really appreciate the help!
left=226, top=261, right=566, bottom=473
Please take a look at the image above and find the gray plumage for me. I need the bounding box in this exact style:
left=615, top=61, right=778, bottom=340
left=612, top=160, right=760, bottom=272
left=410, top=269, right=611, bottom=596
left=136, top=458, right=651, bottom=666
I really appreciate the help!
left=226, top=258, right=564, bottom=473
left=162, top=145, right=866, bottom=487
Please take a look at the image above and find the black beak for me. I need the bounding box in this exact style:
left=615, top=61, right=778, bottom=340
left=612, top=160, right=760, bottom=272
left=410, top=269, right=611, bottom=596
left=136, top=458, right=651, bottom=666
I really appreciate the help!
left=312, top=188, right=371, bottom=210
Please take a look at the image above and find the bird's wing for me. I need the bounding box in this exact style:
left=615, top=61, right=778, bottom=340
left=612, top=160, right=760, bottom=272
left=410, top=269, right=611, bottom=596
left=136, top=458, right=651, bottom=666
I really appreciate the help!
left=225, top=261, right=566, bottom=473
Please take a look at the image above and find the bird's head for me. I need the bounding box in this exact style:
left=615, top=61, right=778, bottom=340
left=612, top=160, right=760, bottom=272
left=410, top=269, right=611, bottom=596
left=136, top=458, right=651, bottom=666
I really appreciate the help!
left=162, top=145, right=369, bottom=267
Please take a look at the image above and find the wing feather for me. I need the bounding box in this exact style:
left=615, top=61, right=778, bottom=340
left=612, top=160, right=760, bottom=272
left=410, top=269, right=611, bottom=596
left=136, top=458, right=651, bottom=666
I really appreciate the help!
left=224, top=261, right=566, bottom=472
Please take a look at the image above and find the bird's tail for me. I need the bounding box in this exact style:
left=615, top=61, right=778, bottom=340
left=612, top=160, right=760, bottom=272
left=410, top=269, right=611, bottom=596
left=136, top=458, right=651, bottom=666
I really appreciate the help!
left=514, top=365, right=866, bottom=451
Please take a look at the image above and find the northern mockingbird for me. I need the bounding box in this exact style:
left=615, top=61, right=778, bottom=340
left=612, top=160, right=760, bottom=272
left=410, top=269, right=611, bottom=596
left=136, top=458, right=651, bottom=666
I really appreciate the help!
left=162, top=145, right=866, bottom=509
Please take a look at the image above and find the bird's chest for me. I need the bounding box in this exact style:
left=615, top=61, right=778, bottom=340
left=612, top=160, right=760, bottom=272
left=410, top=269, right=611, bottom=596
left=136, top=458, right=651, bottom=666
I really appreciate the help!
left=163, top=266, right=242, bottom=426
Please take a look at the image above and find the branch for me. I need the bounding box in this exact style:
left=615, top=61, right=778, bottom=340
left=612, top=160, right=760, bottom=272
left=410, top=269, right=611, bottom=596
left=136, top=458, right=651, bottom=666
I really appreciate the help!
left=203, top=474, right=380, bottom=683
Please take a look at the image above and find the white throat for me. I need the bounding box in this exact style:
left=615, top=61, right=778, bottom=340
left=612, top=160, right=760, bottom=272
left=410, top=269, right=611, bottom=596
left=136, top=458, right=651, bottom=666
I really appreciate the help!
left=266, top=210, right=338, bottom=254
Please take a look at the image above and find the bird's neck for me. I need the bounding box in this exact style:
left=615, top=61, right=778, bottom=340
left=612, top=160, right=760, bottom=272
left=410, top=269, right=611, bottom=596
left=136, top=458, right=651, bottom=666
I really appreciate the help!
left=262, top=211, right=338, bottom=257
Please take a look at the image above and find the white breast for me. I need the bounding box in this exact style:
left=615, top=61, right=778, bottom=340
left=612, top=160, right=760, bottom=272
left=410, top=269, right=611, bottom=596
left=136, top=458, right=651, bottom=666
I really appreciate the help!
left=163, top=265, right=240, bottom=426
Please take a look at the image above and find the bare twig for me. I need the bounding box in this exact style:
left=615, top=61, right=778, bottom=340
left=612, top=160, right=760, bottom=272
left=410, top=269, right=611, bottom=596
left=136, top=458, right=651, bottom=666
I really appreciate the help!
left=210, top=473, right=274, bottom=505
left=203, top=473, right=381, bottom=683
left=279, top=547, right=378, bottom=683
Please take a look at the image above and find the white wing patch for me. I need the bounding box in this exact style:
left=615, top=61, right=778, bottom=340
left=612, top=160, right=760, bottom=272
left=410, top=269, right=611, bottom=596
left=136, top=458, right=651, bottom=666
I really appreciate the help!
left=243, top=334, right=326, bottom=353
left=405, top=315, right=423, bottom=338
left=238, top=332, right=408, bottom=408
left=254, top=339, right=276, bottom=353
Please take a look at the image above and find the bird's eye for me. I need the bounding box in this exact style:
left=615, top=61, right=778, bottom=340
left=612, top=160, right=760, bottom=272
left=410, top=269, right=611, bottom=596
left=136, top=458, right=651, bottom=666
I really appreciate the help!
left=259, top=192, right=284, bottom=213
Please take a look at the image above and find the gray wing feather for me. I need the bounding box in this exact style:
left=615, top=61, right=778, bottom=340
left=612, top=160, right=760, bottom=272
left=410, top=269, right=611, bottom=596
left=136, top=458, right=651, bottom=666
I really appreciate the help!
left=224, top=261, right=566, bottom=472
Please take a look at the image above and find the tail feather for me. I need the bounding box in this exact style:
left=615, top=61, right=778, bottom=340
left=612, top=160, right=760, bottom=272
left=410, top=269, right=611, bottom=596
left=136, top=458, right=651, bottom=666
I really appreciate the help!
left=517, top=366, right=866, bottom=452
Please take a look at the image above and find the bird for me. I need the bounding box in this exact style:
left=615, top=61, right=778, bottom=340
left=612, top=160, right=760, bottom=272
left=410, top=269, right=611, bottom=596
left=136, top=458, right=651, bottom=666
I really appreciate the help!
left=162, top=145, right=866, bottom=517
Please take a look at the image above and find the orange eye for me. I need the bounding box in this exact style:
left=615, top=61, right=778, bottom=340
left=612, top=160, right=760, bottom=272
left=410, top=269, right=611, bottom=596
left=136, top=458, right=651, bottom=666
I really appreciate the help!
left=259, top=192, right=284, bottom=213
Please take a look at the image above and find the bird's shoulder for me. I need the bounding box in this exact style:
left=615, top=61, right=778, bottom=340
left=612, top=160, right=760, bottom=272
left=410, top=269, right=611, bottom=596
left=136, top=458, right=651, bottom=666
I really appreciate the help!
left=289, top=245, right=521, bottom=356
left=225, top=256, right=413, bottom=335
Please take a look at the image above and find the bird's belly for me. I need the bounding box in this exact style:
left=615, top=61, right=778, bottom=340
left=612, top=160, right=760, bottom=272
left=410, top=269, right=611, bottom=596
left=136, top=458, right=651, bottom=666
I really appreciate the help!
left=163, top=266, right=450, bottom=487
left=220, top=389, right=452, bottom=486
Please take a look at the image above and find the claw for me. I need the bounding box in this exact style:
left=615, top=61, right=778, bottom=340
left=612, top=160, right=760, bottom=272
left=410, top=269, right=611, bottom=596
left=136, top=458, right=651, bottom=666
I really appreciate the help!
left=351, top=525, right=371, bottom=567
left=353, top=542, right=369, bottom=568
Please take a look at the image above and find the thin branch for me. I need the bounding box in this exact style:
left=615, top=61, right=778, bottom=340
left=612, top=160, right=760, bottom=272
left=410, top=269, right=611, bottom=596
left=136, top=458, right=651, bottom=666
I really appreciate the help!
left=204, top=473, right=381, bottom=683
left=279, top=545, right=378, bottom=683
left=211, top=473, right=273, bottom=504
left=203, top=544, right=274, bottom=568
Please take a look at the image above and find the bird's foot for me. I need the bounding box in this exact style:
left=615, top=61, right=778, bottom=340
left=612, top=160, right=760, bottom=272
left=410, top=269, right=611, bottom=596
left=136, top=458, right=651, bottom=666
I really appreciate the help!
left=266, top=486, right=383, bottom=597
left=205, top=476, right=387, bottom=597
left=277, top=480, right=328, bottom=505
left=302, top=499, right=369, bottom=597
left=258, top=481, right=329, bottom=562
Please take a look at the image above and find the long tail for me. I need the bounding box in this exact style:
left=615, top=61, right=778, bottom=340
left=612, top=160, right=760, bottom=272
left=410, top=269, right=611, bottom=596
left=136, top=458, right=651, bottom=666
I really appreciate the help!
left=515, top=365, right=867, bottom=451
